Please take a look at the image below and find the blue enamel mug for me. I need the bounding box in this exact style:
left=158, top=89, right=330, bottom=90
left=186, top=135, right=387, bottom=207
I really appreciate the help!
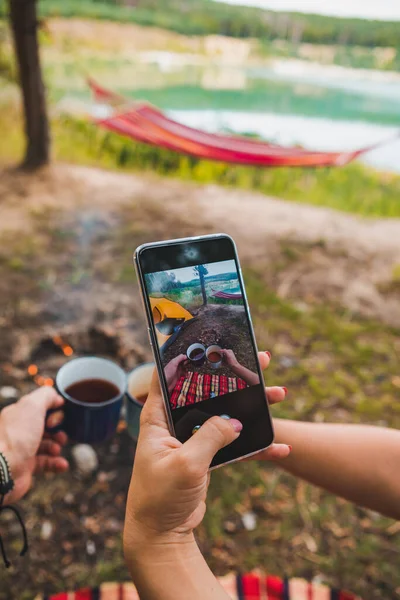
left=48, top=357, right=126, bottom=444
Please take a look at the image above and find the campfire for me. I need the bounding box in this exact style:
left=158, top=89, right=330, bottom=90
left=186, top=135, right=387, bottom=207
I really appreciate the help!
left=26, top=336, right=75, bottom=387
left=0, top=325, right=150, bottom=402
left=53, top=335, right=74, bottom=357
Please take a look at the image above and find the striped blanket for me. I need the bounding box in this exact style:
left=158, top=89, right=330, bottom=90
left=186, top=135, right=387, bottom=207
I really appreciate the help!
left=170, top=371, right=247, bottom=408
left=36, top=574, right=361, bottom=599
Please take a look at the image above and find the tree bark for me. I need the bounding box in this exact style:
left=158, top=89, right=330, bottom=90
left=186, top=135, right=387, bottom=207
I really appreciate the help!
left=199, top=272, right=207, bottom=306
left=8, top=0, right=50, bottom=169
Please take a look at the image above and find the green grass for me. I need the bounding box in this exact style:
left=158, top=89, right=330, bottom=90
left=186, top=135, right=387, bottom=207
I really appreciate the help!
left=2, top=108, right=400, bottom=218
left=245, top=269, right=400, bottom=425
left=1, top=0, right=397, bottom=49
left=0, top=184, right=399, bottom=599
left=202, top=269, right=400, bottom=598
left=49, top=116, right=400, bottom=218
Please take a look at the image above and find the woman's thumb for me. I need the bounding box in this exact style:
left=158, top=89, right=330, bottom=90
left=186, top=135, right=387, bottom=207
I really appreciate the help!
left=182, top=416, right=242, bottom=470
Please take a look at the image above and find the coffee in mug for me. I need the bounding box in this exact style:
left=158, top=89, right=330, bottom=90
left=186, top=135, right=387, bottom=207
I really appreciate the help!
left=206, top=345, right=223, bottom=369
left=49, top=357, right=126, bottom=444
left=187, top=343, right=206, bottom=364
left=65, top=379, right=120, bottom=404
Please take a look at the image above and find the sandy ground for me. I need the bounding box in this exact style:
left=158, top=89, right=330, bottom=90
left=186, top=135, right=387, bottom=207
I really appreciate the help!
left=1, top=163, right=400, bottom=326
left=162, top=304, right=258, bottom=376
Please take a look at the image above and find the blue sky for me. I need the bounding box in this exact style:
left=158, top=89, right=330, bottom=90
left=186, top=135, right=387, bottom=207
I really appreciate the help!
left=214, top=0, right=400, bottom=20
left=163, top=260, right=237, bottom=283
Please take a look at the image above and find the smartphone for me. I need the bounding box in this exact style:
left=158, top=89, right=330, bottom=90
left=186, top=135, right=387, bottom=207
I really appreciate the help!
left=134, top=233, right=274, bottom=468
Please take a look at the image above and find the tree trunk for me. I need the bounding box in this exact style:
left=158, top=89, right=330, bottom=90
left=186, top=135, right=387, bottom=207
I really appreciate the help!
left=8, top=0, right=50, bottom=169
left=199, top=272, right=207, bottom=306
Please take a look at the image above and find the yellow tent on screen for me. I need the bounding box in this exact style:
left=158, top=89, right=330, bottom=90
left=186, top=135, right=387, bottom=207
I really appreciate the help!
left=150, top=297, right=193, bottom=346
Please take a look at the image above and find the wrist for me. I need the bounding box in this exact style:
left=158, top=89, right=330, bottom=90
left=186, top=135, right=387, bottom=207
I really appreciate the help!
left=124, top=522, right=217, bottom=600
left=273, top=418, right=293, bottom=445
left=124, top=517, right=197, bottom=568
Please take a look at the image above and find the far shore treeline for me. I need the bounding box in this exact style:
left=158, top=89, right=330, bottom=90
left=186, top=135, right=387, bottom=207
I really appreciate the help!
left=1, top=0, right=399, bottom=49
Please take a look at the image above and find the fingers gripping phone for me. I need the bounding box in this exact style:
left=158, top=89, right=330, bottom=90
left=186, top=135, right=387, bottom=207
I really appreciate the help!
left=134, top=234, right=274, bottom=468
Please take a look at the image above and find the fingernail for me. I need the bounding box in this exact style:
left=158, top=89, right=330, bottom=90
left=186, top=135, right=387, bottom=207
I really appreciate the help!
left=288, top=445, right=292, bottom=452
left=230, top=418, right=243, bottom=433
left=282, top=387, right=288, bottom=395
left=265, top=351, right=271, bottom=359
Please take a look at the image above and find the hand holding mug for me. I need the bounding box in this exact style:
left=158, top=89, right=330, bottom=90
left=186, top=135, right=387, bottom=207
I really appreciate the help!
left=222, top=348, right=240, bottom=369
left=0, top=387, right=69, bottom=505
left=164, top=354, right=188, bottom=394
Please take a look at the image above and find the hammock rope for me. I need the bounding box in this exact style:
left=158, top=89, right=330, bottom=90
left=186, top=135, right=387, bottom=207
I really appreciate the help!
left=88, top=78, right=399, bottom=169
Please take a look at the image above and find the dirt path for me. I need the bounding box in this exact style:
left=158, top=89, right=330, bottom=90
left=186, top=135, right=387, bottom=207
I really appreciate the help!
left=1, top=163, right=400, bottom=326
left=190, top=184, right=400, bottom=325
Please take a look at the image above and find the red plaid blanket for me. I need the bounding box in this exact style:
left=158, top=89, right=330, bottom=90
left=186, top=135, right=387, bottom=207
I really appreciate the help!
left=37, top=574, right=362, bottom=599
left=170, top=371, right=248, bottom=408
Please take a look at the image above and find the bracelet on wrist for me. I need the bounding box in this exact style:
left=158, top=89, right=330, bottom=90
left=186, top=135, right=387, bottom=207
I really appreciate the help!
left=0, top=451, right=28, bottom=568
left=0, top=452, right=14, bottom=498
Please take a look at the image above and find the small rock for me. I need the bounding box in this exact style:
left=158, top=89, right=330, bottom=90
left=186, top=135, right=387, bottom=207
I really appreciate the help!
left=303, top=533, right=317, bottom=553
left=97, top=470, right=117, bottom=483
left=41, top=520, right=53, bottom=540
left=391, top=375, right=400, bottom=387
left=110, top=443, right=119, bottom=455
left=223, top=520, right=237, bottom=533
left=106, top=518, right=122, bottom=533
left=97, top=471, right=108, bottom=484
left=62, top=541, right=73, bottom=552
left=367, top=509, right=381, bottom=522
left=279, top=356, right=297, bottom=369
left=9, top=521, right=24, bottom=536
left=86, top=540, right=96, bottom=556
left=72, top=444, right=98, bottom=476
left=0, top=386, right=18, bottom=400
left=64, top=493, right=74, bottom=505
left=293, top=302, right=309, bottom=313
left=241, top=511, right=257, bottom=531
left=83, top=516, right=100, bottom=534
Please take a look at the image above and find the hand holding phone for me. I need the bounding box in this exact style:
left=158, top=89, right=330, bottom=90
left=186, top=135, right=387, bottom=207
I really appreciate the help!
left=134, top=234, right=275, bottom=468
left=125, top=352, right=289, bottom=542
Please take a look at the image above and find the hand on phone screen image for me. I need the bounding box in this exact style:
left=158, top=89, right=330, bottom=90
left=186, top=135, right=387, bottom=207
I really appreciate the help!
left=164, top=354, right=188, bottom=395
left=145, top=258, right=261, bottom=411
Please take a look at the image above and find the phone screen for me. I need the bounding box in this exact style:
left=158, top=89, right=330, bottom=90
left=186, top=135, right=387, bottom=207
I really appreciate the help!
left=137, top=235, right=274, bottom=467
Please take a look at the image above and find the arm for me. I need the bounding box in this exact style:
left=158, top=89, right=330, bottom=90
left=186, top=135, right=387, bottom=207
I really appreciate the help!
left=123, top=352, right=290, bottom=600
left=126, top=530, right=232, bottom=600
left=270, top=419, right=400, bottom=520
left=123, top=373, right=239, bottom=600
left=223, top=349, right=260, bottom=386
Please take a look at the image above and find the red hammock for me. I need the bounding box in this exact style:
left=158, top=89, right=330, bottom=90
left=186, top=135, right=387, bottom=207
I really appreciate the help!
left=212, top=289, right=243, bottom=300
left=88, top=78, right=398, bottom=168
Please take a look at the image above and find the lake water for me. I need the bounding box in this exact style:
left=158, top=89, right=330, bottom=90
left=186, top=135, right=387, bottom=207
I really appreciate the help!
left=66, top=58, right=400, bottom=173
